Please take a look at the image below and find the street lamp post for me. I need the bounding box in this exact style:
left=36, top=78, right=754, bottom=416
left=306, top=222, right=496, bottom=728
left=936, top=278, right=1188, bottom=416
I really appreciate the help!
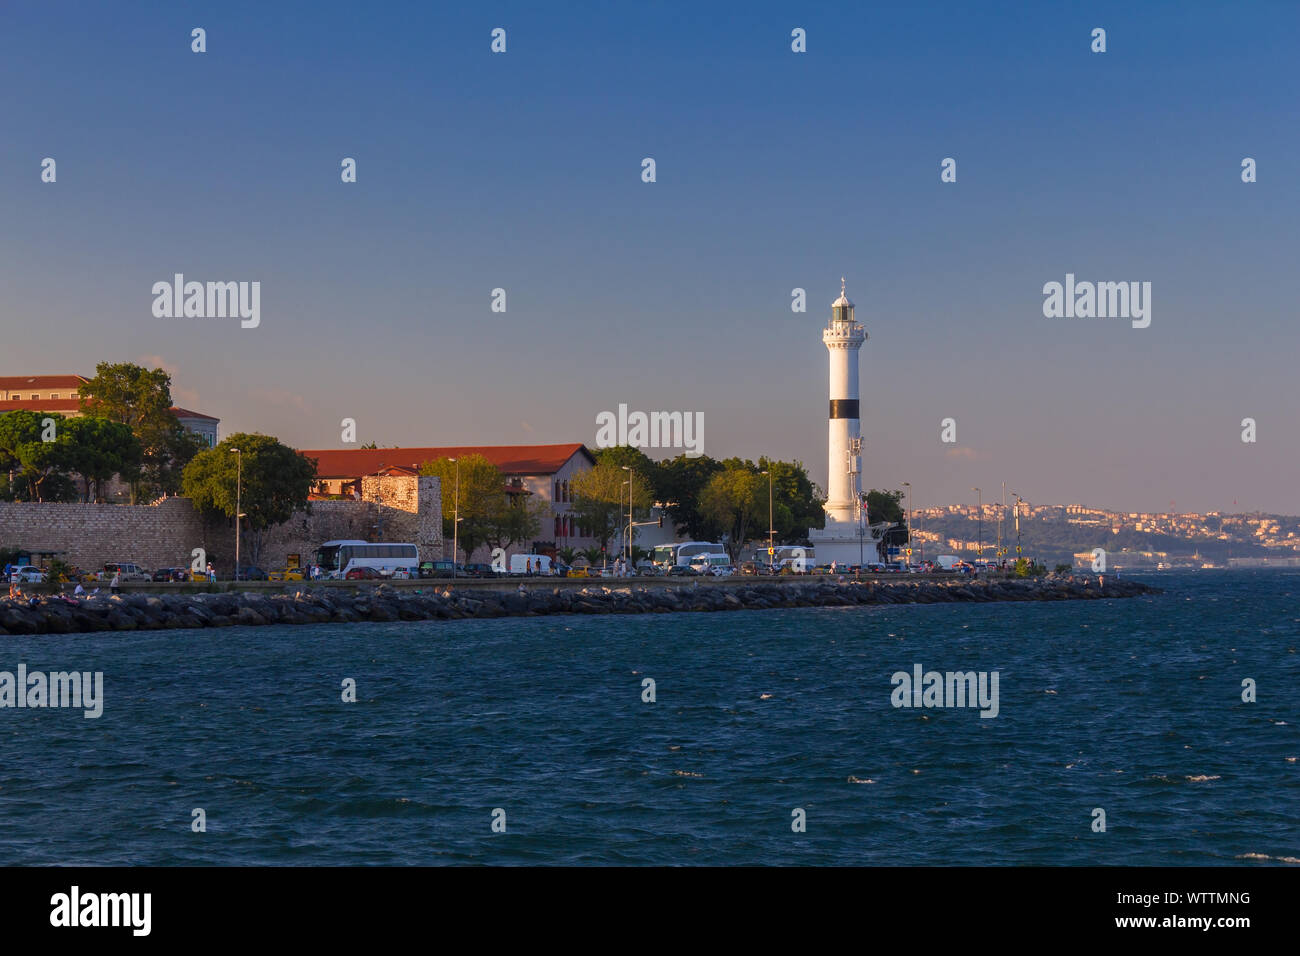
left=1010, top=491, right=1023, bottom=564
left=231, top=447, right=241, bottom=582
left=761, top=469, right=774, bottom=569
left=901, top=481, right=911, bottom=568
left=621, top=466, right=632, bottom=565
left=449, top=458, right=459, bottom=580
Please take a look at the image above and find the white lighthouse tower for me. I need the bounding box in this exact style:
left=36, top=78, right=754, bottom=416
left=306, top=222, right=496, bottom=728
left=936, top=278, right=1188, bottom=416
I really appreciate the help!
left=823, top=277, right=866, bottom=525
left=808, top=278, right=889, bottom=566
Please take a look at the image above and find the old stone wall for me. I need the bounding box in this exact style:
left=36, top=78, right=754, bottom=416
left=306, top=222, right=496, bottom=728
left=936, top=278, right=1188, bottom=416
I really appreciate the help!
left=0, top=476, right=441, bottom=574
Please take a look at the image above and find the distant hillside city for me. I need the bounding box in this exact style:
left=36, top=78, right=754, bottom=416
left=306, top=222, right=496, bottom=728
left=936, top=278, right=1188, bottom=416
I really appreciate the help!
left=908, top=502, right=1300, bottom=569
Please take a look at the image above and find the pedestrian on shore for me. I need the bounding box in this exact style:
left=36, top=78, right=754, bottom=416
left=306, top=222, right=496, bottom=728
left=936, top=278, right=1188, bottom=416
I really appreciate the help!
left=207, top=561, right=216, bottom=583
left=73, top=583, right=85, bottom=597
left=110, top=571, right=121, bottom=595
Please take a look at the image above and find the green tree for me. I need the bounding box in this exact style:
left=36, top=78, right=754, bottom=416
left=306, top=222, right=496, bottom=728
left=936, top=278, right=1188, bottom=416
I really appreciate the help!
left=58, top=416, right=142, bottom=502
left=570, top=460, right=654, bottom=554
left=484, top=494, right=547, bottom=555
left=78, top=362, right=203, bottom=501
left=181, top=433, right=317, bottom=567
left=654, top=454, right=724, bottom=540
left=420, top=454, right=504, bottom=561
left=699, top=465, right=765, bottom=561
left=755, top=456, right=823, bottom=544
left=0, top=411, right=76, bottom=502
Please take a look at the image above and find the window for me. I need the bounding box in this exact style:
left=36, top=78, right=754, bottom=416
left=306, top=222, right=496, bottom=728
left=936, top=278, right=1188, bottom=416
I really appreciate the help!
left=51, top=393, right=59, bottom=399
left=30, top=394, right=38, bottom=400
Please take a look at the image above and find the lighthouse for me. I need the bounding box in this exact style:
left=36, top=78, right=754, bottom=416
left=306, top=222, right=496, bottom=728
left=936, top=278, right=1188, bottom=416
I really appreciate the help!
left=823, top=278, right=866, bottom=526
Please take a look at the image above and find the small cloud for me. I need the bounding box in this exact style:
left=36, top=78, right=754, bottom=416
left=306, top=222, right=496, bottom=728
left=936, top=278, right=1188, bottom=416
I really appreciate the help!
left=138, top=354, right=200, bottom=408
left=520, top=420, right=535, bottom=434
left=945, top=447, right=978, bottom=460
left=250, top=387, right=311, bottom=415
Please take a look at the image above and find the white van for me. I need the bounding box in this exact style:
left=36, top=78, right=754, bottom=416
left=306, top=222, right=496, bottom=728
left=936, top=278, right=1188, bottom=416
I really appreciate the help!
left=688, top=553, right=730, bottom=574
left=509, top=554, right=553, bottom=575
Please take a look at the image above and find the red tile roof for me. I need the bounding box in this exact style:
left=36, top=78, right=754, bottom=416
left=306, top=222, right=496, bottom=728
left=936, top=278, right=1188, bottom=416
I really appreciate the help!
left=171, top=407, right=220, bottom=422
left=0, top=398, right=82, bottom=413
left=301, top=444, right=594, bottom=478
left=0, top=398, right=219, bottom=422
left=0, top=374, right=88, bottom=392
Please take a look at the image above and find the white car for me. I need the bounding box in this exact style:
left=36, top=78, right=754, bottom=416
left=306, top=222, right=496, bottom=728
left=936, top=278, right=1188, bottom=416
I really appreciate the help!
left=10, top=566, right=46, bottom=583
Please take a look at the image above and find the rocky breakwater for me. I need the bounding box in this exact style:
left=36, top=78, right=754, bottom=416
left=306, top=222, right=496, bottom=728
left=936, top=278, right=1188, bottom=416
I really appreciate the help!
left=0, top=574, right=1158, bottom=634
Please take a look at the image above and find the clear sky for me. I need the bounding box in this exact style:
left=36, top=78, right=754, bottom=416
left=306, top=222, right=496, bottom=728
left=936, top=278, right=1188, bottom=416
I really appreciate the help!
left=3, top=1, right=1296, bottom=514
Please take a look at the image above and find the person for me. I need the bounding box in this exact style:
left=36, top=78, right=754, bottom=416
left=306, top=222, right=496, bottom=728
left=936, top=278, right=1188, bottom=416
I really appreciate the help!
left=73, top=583, right=85, bottom=597
left=207, top=561, right=216, bottom=583
left=110, top=571, right=121, bottom=595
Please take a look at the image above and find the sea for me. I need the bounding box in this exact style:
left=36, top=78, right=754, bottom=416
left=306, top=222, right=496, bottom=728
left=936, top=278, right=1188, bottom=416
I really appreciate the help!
left=1, top=569, right=1296, bottom=865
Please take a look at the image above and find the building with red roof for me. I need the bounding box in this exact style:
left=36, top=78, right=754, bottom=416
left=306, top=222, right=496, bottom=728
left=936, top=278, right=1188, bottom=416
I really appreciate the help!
left=299, top=443, right=599, bottom=557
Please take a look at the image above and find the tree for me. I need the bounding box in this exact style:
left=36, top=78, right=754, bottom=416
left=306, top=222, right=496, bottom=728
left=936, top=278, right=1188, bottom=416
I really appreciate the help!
left=58, top=416, right=142, bottom=502
left=0, top=411, right=77, bottom=502
left=756, top=456, right=823, bottom=544
left=699, top=465, right=765, bottom=561
left=654, top=454, right=724, bottom=540
left=181, top=433, right=317, bottom=567
left=420, top=454, right=504, bottom=561
left=484, top=495, right=547, bottom=555
left=866, top=489, right=908, bottom=550
left=569, top=460, right=653, bottom=555
left=78, top=362, right=202, bottom=500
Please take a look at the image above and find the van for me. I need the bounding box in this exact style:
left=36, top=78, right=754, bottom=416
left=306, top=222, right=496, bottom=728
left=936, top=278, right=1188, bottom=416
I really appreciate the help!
left=509, top=554, right=553, bottom=575
left=102, top=563, right=150, bottom=582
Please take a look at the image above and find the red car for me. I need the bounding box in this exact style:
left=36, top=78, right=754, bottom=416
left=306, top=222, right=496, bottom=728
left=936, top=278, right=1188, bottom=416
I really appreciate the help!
left=344, top=567, right=382, bottom=580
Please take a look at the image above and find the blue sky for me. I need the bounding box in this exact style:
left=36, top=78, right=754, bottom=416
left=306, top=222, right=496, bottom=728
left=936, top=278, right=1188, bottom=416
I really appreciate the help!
left=3, top=1, right=1297, bottom=513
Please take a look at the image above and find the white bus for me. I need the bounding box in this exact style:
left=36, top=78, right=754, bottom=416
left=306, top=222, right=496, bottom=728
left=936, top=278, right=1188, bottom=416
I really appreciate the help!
left=314, top=540, right=419, bottom=579
left=652, top=542, right=727, bottom=569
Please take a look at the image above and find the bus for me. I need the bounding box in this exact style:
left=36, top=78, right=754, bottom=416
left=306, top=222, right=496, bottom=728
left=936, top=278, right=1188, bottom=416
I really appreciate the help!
left=314, top=540, right=419, bottom=579
left=651, top=542, right=727, bottom=569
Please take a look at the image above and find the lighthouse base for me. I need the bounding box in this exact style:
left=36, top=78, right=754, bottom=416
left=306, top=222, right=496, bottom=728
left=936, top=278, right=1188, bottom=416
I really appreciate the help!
left=807, top=520, right=891, bottom=567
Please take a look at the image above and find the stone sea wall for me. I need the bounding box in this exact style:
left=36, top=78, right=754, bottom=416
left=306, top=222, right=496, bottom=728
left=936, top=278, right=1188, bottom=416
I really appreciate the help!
left=0, top=574, right=1157, bottom=634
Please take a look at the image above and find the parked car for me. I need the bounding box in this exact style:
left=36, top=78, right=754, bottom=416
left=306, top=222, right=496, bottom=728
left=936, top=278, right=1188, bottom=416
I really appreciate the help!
left=152, top=567, right=190, bottom=582
left=418, top=560, right=457, bottom=579
left=462, top=563, right=501, bottom=579
left=10, top=565, right=46, bottom=584
left=101, top=563, right=151, bottom=583
left=667, top=565, right=700, bottom=577
left=234, top=566, right=268, bottom=581
left=268, top=568, right=305, bottom=582
left=344, top=566, right=382, bottom=580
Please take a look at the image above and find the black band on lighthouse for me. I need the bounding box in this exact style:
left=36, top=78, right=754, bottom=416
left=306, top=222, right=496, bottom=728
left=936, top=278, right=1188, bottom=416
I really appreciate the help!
left=829, top=399, right=859, bottom=419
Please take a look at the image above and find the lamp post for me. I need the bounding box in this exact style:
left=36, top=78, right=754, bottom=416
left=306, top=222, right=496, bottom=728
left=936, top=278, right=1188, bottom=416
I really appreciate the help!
left=972, top=487, right=982, bottom=560
left=1010, top=490, right=1023, bottom=564
left=621, top=466, right=633, bottom=564
left=449, top=458, right=459, bottom=579
left=231, top=447, right=241, bottom=582
left=760, top=469, right=775, bottom=569
left=901, top=481, right=911, bottom=568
